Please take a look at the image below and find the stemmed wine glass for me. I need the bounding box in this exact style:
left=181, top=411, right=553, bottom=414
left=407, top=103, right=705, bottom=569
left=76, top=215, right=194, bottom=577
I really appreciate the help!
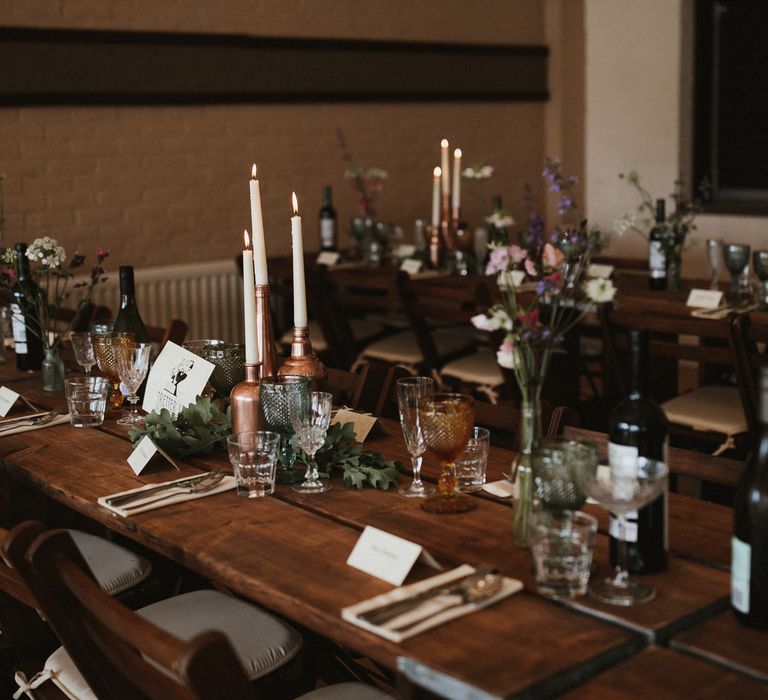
left=93, top=332, right=135, bottom=410
left=115, top=342, right=151, bottom=426
left=396, top=376, right=436, bottom=498
left=574, top=455, right=668, bottom=606
left=259, top=375, right=311, bottom=484
left=706, top=239, right=723, bottom=290
left=418, top=393, right=476, bottom=514
left=723, top=243, right=751, bottom=300
left=753, top=250, right=768, bottom=311
left=288, top=390, right=333, bottom=494
left=70, top=332, right=96, bottom=375
left=532, top=437, right=598, bottom=524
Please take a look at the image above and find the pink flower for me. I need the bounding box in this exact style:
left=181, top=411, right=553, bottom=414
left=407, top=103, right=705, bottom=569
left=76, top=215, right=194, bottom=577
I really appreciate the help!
left=543, top=243, right=565, bottom=270
left=496, top=337, right=517, bottom=369
left=509, top=245, right=527, bottom=263
left=96, top=247, right=109, bottom=258
left=485, top=246, right=510, bottom=275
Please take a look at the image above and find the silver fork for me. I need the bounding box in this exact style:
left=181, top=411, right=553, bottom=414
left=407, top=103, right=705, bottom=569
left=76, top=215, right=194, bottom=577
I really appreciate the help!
left=120, top=471, right=226, bottom=512
left=0, top=411, right=58, bottom=434
left=105, top=469, right=224, bottom=507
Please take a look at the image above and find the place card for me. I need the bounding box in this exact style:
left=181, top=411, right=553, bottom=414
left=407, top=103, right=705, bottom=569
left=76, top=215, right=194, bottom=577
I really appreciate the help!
left=347, top=525, right=441, bottom=586
left=127, top=435, right=180, bottom=475
left=316, top=251, right=340, bottom=266
left=588, top=263, right=614, bottom=279
left=332, top=408, right=391, bottom=442
left=686, top=288, right=723, bottom=309
left=400, top=258, right=423, bottom=275
left=0, top=386, right=20, bottom=417
left=142, top=342, right=214, bottom=418
left=393, top=243, right=417, bottom=258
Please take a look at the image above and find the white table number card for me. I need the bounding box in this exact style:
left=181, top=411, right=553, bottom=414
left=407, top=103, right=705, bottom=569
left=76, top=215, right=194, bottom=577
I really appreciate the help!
left=316, top=251, right=341, bottom=266
left=347, top=526, right=441, bottom=586
left=127, top=435, right=180, bottom=475
left=400, top=258, right=423, bottom=275
left=686, top=289, right=723, bottom=309
left=0, top=386, right=20, bottom=417
left=588, top=263, right=614, bottom=279
left=142, top=342, right=214, bottom=417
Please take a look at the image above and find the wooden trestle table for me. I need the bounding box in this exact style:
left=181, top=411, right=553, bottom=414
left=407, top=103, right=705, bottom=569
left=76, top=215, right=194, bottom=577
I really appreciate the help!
left=0, top=364, right=766, bottom=698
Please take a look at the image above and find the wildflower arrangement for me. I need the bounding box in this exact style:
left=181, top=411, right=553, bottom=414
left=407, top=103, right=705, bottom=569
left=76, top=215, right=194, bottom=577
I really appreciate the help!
left=614, top=171, right=701, bottom=254
left=473, top=158, right=614, bottom=401
left=336, top=129, right=387, bottom=219
left=1, top=237, right=109, bottom=350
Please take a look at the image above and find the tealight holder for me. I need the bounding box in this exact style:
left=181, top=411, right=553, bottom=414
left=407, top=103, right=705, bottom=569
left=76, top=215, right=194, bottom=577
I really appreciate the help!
left=255, top=283, right=279, bottom=378
left=231, top=362, right=264, bottom=434
left=278, top=326, right=327, bottom=390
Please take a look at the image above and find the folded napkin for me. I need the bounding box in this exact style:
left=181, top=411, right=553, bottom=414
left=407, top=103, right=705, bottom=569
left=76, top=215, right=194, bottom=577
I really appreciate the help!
left=0, top=413, right=70, bottom=436
left=342, top=565, right=523, bottom=643
left=98, top=475, right=237, bottom=516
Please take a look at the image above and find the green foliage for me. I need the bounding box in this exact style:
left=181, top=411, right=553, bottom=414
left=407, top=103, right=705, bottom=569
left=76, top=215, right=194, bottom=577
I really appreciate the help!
left=128, top=397, right=231, bottom=458
left=300, top=421, right=401, bottom=490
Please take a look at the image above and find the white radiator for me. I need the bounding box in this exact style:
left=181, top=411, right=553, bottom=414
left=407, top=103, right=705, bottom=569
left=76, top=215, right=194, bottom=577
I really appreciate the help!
left=88, top=259, right=244, bottom=342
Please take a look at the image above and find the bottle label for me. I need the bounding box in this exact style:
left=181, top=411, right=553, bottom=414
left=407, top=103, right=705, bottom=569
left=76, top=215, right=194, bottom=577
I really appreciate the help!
left=731, top=536, right=751, bottom=613
left=320, top=219, right=337, bottom=249
left=610, top=513, right=639, bottom=542
left=10, top=303, right=27, bottom=354
left=608, top=442, right=638, bottom=478
left=649, top=241, right=666, bottom=278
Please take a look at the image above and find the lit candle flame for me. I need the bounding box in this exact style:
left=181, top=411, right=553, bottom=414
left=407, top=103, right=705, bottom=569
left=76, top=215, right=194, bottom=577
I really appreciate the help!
left=251, top=164, right=257, bottom=179
left=244, top=229, right=250, bottom=249
left=454, top=148, right=462, bottom=158
left=291, top=192, right=299, bottom=215
left=433, top=166, right=442, bottom=178
left=441, top=138, right=449, bottom=149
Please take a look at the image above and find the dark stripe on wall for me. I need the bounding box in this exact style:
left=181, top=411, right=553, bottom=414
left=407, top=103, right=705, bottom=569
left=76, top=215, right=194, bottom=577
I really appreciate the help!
left=0, top=26, right=548, bottom=106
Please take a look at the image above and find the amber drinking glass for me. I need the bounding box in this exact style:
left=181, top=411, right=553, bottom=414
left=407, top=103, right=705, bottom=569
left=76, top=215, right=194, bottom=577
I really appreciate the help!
left=418, top=393, right=477, bottom=514
left=93, top=332, right=135, bottom=410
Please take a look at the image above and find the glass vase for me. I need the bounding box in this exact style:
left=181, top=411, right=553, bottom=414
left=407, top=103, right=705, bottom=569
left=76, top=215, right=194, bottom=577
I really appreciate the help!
left=42, top=346, right=65, bottom=392
left=512, top=387, right=542, bottom=547
left=666, top=248, right=682, bottom=293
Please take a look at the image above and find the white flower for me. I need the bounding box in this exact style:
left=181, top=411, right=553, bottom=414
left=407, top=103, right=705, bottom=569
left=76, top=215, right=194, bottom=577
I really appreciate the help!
left=497, top=270, right=526, bottom=290
left=27, top=236, right=66, bottom=268
left=471, top=313, right=496, bottom=332
left=365, top=168, right=388, bottom=180
left=584, top=277, right=617, bottom=303
left=485, top=212, right=515, bottom=228
left=613, top=213, right=636, bottom=236
left=462, top=164, right=494, bottom=180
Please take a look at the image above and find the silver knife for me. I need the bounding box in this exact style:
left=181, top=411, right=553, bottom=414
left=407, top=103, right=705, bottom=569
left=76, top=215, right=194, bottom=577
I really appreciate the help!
left=105, top=472, right=216, bottom=507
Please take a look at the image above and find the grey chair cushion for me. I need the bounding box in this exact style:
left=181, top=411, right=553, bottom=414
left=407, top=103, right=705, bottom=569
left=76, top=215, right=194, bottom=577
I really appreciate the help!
left=298, top=681, right=392, bottom=699
left=67, top=529, right=151, bottom=596
left=138, top=589, right=302, bottom=680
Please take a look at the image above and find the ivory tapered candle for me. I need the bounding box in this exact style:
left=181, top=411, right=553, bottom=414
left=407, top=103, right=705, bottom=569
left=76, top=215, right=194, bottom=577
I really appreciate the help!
left=249, top=164, right=268, bottom=285
left=291, top=192, right=308, bottom=328
left=431, top=167, right=441, bottom=228
left=242, top=230, right=259, bottom=363
left=452, top=148, right=462, bottom=216
left=440, top=138, right=450, bottom=200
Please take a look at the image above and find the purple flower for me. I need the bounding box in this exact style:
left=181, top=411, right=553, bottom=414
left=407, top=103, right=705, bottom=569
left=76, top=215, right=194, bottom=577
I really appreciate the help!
left=558, top=196, right=574, bottom=214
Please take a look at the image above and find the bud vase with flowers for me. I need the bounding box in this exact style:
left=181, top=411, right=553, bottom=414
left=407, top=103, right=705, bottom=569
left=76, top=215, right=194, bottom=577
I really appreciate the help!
left=1, top=237, right=108, bottom=391
left=472, top=158, right=615, bottom=546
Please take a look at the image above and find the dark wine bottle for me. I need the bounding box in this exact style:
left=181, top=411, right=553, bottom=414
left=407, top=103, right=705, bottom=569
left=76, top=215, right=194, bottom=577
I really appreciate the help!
left=11, top=242, right=44, bottom=371
left=608, top=328, right=668, bottom=573
left=112, top=266, right=149, bottom=343
left=318, top=185, right=338, bottom=252
left=732, top=368, right=768, bottom=629
left=648, top=198, right=667, bottom=290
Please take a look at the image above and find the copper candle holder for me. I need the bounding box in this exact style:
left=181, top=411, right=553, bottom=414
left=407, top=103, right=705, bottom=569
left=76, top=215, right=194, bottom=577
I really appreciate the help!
left=278, top=325, right=327, bottom=390
left=255, top=283, right=279, bottom=379
left=231, top=362, right=264, bottom=434
left=441, top=194, right=455, bottom=252
left=428, top=224, right=442, bottom=270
